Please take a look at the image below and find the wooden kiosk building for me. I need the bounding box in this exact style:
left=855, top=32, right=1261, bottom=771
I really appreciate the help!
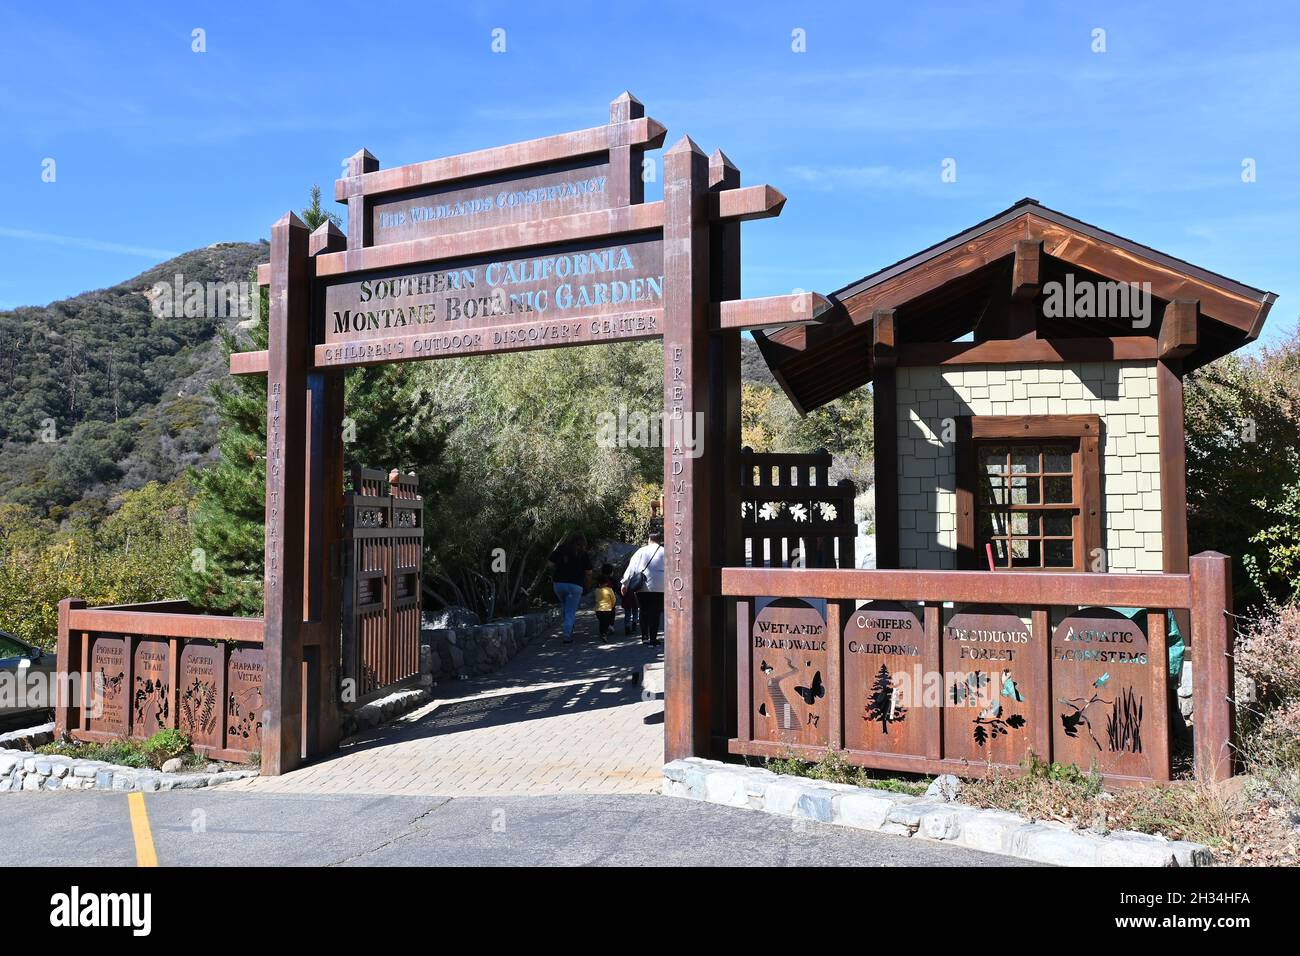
left=54, top=98, right=1273, bottom=789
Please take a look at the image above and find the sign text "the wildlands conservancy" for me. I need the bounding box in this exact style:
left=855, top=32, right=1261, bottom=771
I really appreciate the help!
left=325, top=237, right=664, bottom=344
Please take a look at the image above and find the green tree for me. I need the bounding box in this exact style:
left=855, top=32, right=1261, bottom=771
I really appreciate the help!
left=179, top=188, right=344, bottom=614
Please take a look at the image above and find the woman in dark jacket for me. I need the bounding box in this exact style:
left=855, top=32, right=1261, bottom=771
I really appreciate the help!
left=548, top=531, right=591, bottom=644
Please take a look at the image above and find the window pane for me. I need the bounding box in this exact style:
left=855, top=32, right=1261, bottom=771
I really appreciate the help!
left=990, top=539, right=1008, bottom=566
left=1044, top=476, right=1072, bottom=504
left=1010, top=477, right=1039, bottom=505
left=1011, top=539, right=1040, bottom=567
left=1043, top=511, right=1073, bottom=536
left=1045, top=540, right=1074, bottom=567
left=979, top=477, right=1006, bottom=505
left=981, top=447, right=1007, bottom=475
left=1043, top=445, right=1072, bottom=473
left=1010, top=511, right=1036, bottom=536
left=1010, top=448, right=1036, bottom=474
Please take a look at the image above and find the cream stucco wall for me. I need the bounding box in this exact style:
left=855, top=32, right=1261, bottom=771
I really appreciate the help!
left=894, top=361, right=1163, bottom=573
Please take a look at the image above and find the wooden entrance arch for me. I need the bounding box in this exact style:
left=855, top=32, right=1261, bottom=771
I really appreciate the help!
left=230, top=93, right=822, bottom=774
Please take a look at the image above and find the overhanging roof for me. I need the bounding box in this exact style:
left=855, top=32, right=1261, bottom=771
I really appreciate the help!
left=756, top=198, right=1277, bottom=413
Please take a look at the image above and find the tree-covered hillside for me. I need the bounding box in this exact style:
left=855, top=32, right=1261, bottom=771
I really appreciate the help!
left=0, top=241, right=266, bottom=519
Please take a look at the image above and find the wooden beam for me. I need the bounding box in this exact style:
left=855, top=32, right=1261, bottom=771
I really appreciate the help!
left=1190, top=552, right=1235, bottom=781
left=313, top=202, right=664, bottom=277
left=872, top=308, right=899, bottom=569
left=607, top=92, right=646, bottom=207
left=262, top=210, right=311, bottom=776
left=334, top=117, right=668, bottom=201
left=662, top=135, right=712, bottom=763
left=66, top=607, right=265, bottom=642
left=708, top=147, right=743, bottom=752
left=230, top=349, right=269, bottom=375
left=713, top=184, right=786, bottom=221
left=710, top=292, right=833, bottom=331
left=1029, top=213, right=1261, bottom=335
left=717, top=565, right=1194, bottom=610
left=897, top=336, right=1157, bottom=367
left=345, top=149, right=379, bottom=251
left=256, top=262, right=270, bottom=287
left=1158, top=298, right=1199, bottom=360
left=1011, top=238, right=1041, bottom=299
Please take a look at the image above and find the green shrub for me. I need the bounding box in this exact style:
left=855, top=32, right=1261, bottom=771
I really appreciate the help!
left=140, top=728, right=190, bottom=767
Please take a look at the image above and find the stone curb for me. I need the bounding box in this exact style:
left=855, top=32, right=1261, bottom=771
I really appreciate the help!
left=0, top=721, right=55, bottom=751
left=662, top=758, right=1214, bottom=867
left=0, top=746, right=258, bottom=794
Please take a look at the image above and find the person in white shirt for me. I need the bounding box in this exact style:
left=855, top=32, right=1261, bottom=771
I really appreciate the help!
left=621, top=531, right=665, bottom=645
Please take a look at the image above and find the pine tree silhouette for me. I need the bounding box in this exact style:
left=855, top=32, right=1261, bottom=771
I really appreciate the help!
left=864, top=663, right=907, bottom=734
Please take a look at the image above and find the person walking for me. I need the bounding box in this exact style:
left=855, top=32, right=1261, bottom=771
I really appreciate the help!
left=621, top=531, right=665, bottom=646
left=593, top=563, right=618, bottom=640
left=548, top=531, right=591, bottom=644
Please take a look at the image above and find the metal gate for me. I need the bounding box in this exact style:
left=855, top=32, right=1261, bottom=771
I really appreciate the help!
left=342, top=466, right=424, bottom=703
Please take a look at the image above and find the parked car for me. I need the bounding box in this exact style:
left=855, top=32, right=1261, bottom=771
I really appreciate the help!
left=0, top=631, right=55, bottom=723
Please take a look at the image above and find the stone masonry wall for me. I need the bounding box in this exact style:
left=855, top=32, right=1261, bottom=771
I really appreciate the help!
left=894, top=361, right=1163, bottom=572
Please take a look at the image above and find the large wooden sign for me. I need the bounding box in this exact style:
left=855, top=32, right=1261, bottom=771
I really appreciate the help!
left=750, top=597, right=829, bottom=747
left=941, top=605, right=1035, bottom=766
left=1052, top=608, right=1150, bottom=776
left=318, top=235, right=664, bottom=367
left=131, top=639, right=170, bottom=737
left=372, top=157, right=615, bottom=245
left=843, top=601, right=926, bottom=756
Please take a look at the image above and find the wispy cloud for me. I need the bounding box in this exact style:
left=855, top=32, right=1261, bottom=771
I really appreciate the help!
left=0, top=227, right=179, bottom=260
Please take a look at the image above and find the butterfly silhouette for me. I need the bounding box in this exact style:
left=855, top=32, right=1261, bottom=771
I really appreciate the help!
left=759, top=660, right=773, bottom=675
left=1093, top=672, right=1111, bottom=689
left=795, top=671, right=825, bottom=706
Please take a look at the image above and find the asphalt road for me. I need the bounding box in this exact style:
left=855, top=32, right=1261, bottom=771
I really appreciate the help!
left=7, top=791, right=1034, bottom=866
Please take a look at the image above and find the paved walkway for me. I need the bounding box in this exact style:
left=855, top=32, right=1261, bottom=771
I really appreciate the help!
left=233, top=609, right=665, bottom=797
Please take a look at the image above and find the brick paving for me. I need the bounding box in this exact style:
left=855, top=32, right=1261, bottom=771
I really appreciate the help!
left=232, top=609, right=665, bottom=797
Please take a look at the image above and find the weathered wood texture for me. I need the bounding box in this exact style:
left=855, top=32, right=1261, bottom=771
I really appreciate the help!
left=662, top=136, right=712, bottom=763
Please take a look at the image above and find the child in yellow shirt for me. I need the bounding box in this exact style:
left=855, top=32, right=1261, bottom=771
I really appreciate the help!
left=594, top=563, right=617, bottom=639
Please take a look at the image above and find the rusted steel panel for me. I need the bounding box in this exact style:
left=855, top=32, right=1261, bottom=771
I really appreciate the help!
left=749, top=598, right=829, bottom=748
left=843, top=601, right=928, bottom=758
left=131, top=639, right=171, bottom=738
left=941, top=606, right=1037, bottom=767
left=1052, top=608, right=1153, bottom=778
left=226, top=645, right=265, bottom=754
left=177, top=642, right=224, bottom=750
left=85, top=636, right=129, bottom=736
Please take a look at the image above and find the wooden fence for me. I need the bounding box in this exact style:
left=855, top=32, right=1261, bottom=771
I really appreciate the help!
left=54, top=600, right=265, bottom=763
left=740, top=448, right=857, bottom=569
left=341, top=467, right=424, bottom=703
left=723, top=551, right=1235, bottom=785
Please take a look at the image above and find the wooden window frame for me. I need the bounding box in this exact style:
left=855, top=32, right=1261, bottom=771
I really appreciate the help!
left=955, top=415, right=1102, bottom=571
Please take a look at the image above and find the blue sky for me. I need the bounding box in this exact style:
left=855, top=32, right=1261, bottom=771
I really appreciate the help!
left=2, top=1, right=1297, bottom=347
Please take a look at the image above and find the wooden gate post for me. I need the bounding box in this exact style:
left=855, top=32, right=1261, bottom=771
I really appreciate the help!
left=263, top=211, right=311, bottom=775
left=304, top=219, right=347, bottom=757
left=1190, top=551, right=1235, bottom=781
left=662, top=135, right=712, bottom=762
left=707, top=149, right=742, bottom=751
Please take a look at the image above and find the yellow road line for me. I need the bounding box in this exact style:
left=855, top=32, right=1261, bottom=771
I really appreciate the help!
left=127, top=792, right=158, bottom=867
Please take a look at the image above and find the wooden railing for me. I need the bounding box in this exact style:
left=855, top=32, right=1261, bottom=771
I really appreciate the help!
left=721, top=551, right=1235, bottom=785
left=54, top=599, right=265, bottom=763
